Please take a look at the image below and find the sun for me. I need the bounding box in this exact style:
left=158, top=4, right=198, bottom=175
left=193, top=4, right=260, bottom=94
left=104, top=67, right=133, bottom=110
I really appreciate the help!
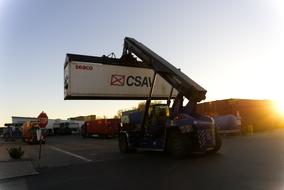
left=274, top=100, right=284, bottom=116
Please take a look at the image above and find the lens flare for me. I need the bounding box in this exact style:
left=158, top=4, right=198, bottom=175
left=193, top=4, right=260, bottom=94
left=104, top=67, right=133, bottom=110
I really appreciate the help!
left=274, top=100, right=284, bottom=116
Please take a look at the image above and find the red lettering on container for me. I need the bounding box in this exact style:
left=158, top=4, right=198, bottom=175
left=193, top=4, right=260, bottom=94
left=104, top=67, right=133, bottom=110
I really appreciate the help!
left=75, top=65, right=93, bottom=70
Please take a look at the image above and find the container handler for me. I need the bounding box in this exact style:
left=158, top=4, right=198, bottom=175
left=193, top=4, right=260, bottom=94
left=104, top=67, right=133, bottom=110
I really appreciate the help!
left=64, top=37, right=222, bottom=157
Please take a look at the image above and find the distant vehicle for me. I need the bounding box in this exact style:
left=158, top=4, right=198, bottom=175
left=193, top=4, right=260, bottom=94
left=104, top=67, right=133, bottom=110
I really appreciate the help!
left=81, top=119, right=120, bottom=138
left=2, top=123, right=23, bottom=141
left=2, top=127, right=15, bottom=141
left=214, top=114, right=241, bottom=135
left=53, top=122, right=73, bottom=135
left=22, top=121, right=47, bottom=144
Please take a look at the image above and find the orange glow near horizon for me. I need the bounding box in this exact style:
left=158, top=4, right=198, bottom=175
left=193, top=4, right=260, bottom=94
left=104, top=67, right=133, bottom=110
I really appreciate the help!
left=274, top=100, right=284, bottom=116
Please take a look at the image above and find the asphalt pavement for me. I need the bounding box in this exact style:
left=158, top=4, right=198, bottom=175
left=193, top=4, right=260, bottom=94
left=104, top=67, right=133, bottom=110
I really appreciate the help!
left=1, top=129, right=284, bottom=190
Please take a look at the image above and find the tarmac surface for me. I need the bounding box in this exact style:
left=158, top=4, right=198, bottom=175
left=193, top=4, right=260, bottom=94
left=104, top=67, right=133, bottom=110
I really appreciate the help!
left=0, top=142, right=38, bottom=181
left=1, top=129, right=284, bottom=190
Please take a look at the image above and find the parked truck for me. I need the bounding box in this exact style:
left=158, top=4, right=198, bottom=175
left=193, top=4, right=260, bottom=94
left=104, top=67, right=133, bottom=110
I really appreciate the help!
left=81, top=119, right=120, bottom=138
left=53, top=122, right=72, bottom=135
left=64, top=37, right=222, bottom=157
left=2, top=123, right=23, bottom=141
left=22, top=121, right=47, bottom=144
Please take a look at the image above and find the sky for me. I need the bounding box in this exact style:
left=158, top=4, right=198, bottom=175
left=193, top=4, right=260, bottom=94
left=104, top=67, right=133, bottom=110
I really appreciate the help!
left=0, top=0, right=284, bottom=126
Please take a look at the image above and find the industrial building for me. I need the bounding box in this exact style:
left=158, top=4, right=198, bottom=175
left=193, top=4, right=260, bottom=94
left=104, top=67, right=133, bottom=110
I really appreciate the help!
left=10, top=116, right=84, bottom=135
left=197, top=99, right=284, bottom=132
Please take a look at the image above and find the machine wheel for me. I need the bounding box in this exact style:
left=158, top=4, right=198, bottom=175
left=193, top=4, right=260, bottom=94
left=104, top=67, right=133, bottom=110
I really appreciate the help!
left=82, top=132, right=91, bottom=138
left=3, top=133, right=10, bottom=141
left=81, top=125, right=87, bottom=138
left=119, top=133, right=135, bottom=153
left=100, top=134, right=108, bottom=139
left=208, top=129, right=222, bottom=154
left=167, top=130, right=191, bottom=158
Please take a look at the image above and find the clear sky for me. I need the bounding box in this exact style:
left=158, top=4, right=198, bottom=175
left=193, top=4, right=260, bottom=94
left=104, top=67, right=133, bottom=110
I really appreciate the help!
left=1, top=0, right=283, bottom=126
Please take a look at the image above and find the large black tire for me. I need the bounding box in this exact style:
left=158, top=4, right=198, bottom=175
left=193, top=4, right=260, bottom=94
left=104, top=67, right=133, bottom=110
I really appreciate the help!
left=118, top=134, right=136, bottom=153
left=81, top=125, right=87, bottom=138
left=3, top=133, right=10, bottom=142
left=81, top=131, right=87, bottom=138
left=167, top=130, right=192, bottom=158
left=208, top=129, right=222, bottom=154
left=100, top=134, right=108, bottom=139
left=118, top=134, right=130, bottom=153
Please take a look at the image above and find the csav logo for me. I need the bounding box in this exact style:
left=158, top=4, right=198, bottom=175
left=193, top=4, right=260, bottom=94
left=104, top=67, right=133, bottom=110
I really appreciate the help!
left=111, top=75, right=125, bottom=86
left=75, top=65, right=93, bottom=71
left=110, top=74, right=152, bottom=87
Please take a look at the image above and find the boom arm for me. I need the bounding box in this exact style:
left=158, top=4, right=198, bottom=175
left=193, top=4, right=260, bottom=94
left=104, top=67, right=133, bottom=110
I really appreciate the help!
left=123, top=37, right=207, bottom=102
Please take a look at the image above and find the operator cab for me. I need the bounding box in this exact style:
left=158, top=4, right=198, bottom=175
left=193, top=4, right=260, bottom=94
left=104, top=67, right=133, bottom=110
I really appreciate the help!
left=147, top=104, right=170, bottom=137
left=148, top=104, right=169, bottom=126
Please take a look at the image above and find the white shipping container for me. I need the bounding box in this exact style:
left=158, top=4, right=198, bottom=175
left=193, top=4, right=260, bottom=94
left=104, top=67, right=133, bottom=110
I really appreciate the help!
left=64, top=60, right=177, bottom=100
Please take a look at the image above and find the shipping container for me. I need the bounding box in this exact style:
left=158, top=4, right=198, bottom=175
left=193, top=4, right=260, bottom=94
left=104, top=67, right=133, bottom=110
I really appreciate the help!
left=64, top=54, right=177, bottom=100
left=81, top=119, right=120, bottom=138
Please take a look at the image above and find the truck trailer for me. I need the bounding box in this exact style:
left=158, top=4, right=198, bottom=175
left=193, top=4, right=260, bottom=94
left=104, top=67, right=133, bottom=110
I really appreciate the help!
left=81, top=119, right=120, bottom=138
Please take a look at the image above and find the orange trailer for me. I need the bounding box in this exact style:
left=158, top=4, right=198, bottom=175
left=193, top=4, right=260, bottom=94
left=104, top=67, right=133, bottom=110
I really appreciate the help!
left=81, top=119, right=120, bottom=138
